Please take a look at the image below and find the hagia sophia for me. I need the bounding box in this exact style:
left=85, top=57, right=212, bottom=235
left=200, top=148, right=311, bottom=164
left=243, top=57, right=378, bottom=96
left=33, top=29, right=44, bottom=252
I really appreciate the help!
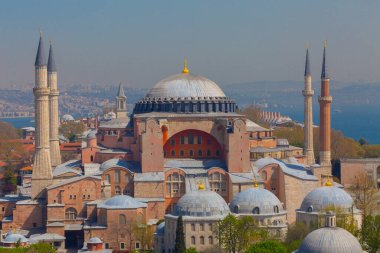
left=0, top=35, right=366, bottom=253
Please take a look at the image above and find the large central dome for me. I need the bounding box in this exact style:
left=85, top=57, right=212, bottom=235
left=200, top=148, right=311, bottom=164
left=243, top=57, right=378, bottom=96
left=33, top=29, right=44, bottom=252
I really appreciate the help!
left=146, top=73, right=226, bottom=98
left=133, top=66, right=236, bottom=114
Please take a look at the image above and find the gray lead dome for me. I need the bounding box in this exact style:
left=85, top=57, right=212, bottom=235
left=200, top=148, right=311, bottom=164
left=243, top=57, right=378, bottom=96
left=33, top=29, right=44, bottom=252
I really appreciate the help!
left=174, top=190, right=229, bottom=217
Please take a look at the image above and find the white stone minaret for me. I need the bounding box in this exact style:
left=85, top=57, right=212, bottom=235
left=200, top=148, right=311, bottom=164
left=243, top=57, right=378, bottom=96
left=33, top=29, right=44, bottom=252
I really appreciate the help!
left=31, top=34, right=53, bottom=199
left=48, top=42, right=61, bottom=167
left=116, top=82, right=127, bottom=118
left=302, top=48, right=315, bottom=165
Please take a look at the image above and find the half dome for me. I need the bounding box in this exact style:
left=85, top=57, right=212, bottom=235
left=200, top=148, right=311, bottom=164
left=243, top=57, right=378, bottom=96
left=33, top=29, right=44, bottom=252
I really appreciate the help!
left=99, top=195, right=147, bottom=209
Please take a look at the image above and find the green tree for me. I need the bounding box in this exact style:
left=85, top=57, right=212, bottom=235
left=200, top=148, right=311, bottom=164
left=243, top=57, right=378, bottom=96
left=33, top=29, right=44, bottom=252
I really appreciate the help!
left=0, top=121, right=21, bottom=139
left=358, top=137, right=368, bottom=146
left=360, top=215, right=380, bottom=253
left=237, top=105, right=263, bottom=125
left=174, top=216, right=186, bottom=253
left=183, top=248, right=198, bottom=253
left=245, top=240, right=287, bottom=253
left=285, top=222, right=310, bottom=245
left=59, top=121, right=85, bottom=142
left=26, top=243, right=56, bottom=253
left=216, top=214, right=268, bottom=253
left=2, top=160, right=17, bottom=194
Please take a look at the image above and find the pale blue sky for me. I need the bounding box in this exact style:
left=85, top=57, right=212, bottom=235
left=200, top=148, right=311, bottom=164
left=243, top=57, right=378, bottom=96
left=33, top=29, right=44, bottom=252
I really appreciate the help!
left=0, top=0, right=379, bottom=88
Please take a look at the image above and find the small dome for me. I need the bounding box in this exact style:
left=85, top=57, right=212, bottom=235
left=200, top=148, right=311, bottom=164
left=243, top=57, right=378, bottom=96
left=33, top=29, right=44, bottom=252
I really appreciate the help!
left=62, top=114, right=74, bottom=121
left=174, top=190, right=229, bottom=217
left=3, top=233, right=29, bottom=244
left=230, top=187, right=285, bottom=215
left=146, top=73, right=226, bottom=99
left=99, top=195, right=147, bottom=209
left=297, top=227, right=362, bottom=253
left=87, top=237, right=103, bottom=244
left=300, top=186, right=354, bottom=213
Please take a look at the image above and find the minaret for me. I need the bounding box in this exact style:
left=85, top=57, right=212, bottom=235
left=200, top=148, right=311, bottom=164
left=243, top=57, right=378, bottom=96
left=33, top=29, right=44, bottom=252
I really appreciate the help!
left=318, top=41, right=332, bottom=175
left=48, top=41, right=61, bottom=167
left=302, top=47, right=315, bottom=165
left=32, top=33, right=53, bottom=199
left=116, top=82, right=127, bottom=118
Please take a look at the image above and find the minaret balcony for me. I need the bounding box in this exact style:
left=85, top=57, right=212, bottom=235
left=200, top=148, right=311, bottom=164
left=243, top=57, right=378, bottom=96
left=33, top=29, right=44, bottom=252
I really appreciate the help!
left=302, top=90, right=314, bottom=96
left=318, top=96, right=332, bottom=103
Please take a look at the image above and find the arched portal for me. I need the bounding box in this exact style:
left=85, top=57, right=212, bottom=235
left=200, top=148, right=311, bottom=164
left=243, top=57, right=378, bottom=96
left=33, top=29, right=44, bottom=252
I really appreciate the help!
left=163, top=129, right=223, bottom=159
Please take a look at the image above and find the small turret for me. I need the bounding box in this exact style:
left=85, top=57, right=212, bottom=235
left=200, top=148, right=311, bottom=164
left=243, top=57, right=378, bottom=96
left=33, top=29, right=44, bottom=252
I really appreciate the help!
left=116, top=82, right=127, bottom=118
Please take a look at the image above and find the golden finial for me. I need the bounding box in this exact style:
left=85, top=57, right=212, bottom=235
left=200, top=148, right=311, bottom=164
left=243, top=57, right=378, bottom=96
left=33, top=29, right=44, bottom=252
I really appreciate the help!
left=199, top=179, right=205, bottom=190
left=325, top=175, right=333, bottom=187
left=324, top=40, right=327, bottom=48
left=182, top=57, right=189, bottom=74
left=253, top=176, right=259, bottom=188
left=306, top=43, right=309, bottom=49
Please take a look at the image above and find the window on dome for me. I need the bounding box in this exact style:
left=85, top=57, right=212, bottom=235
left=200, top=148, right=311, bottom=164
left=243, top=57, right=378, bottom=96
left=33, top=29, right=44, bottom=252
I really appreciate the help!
left=253, top=207, right=260, bottom=214
left=119, top=214, right=126, bottom=225
left=234, top=205, right=239, bottom=214
left=65, top=207, right=77, bottom=220
left=274, top=206, right=279, bottom=213
left=115, top=186, right=121, bottom=195
left=307, top=206, right=313, bottom=212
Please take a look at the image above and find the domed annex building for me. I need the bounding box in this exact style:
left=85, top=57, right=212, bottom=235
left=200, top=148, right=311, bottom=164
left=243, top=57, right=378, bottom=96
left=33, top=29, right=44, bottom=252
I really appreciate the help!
left=296, top=181, right=362, bottom=229
left=157, top=183, right=230, bottom=253
left=230, top=183, right=288, bottom=239
left=294, top=212, right=365, bottom=253
left=0, top=36, right=358, bottom=252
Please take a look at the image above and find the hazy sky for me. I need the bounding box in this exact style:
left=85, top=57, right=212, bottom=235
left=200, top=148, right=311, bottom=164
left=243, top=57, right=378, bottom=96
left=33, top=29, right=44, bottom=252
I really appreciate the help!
left=1, top=0, right=380, bottom=89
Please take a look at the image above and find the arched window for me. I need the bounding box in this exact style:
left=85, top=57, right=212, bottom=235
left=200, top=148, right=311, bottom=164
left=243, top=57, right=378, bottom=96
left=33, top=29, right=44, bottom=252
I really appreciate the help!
left=115, top=186, right=121, bottom=195
left=208, top=172, right=227, bottom=194
left=208, top=236, right=213, bottom=245
left=253, top=207, right=260, bottom=214
left=90, top=155, right=94, bottom=162
left=119, top=214, right=126, bottom=225
left=180, top=150, right=184, bottom=157
left=189, top=150, right=194, bottom=157
left=105, top=174, right=110, bottom=184
left=171, top=150, right=175, bottom=156
left=307, top=206, right=313, bottom=212
left=207, top=150, right=211, bottom=156
left=166, top=173, right=185, bottom=197
left=234, top=205, right=239, bottom=214
left=188, top=133, right=194, bottom=144
left=65, top=207, right=77, bottom=220
left=191, top=236, right=195, bottom=245
left=200, top=236, right=205, bottom=245
left=171, top=139, right=175, bottom=146
left=274, top=205, right=279, bottom=213
left=261, top=171, right=267, bottom=180
left=198, top=149, right=203, bottom=157
left=115, top=170, right=120, bottom=183
left=216, top=150, right=220, bottom=156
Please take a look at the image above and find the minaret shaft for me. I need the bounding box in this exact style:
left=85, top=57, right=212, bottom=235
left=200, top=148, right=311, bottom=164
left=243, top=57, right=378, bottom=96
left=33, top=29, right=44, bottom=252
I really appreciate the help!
left=32, top=36, right=53, bottom=199
left=48, top=71, right=61, bottom=167
left=303, top=75, right=315, bottom=165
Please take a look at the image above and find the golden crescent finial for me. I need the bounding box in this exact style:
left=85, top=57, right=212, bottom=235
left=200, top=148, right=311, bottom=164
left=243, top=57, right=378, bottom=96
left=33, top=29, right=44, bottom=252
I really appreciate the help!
left=324, top=40, right=327, bottom=48
left=253, top=175, right=258, bottom=188
left=199, top=179, right=205, bottom=190
left=325, top=175, right=333, bottom=187
left=182, top=57, right=189, bottom=74
left=306, top=43, right=309, bottom=49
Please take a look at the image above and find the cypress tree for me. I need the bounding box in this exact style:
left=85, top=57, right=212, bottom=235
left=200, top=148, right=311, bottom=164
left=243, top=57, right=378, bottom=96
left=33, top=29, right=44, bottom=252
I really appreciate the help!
left=174, top=215, right=186, bottom=253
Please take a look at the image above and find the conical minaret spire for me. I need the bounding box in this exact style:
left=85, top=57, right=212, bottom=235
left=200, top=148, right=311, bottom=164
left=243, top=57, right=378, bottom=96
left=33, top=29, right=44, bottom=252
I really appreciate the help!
left=318, top=40, right=332, bottom=180
left=116, top=82, right=127, bottom=118
left=48, top=41, right=61, bottom=167
left=32, top=33, right=53, bottom=199
left=302, top=47, right=315, bottom=165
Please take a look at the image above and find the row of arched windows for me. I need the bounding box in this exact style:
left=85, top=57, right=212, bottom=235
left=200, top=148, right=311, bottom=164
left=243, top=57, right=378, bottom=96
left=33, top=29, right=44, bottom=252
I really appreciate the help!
left=167, top=149, right=220, bottom=157
left=190, top=236, right=213, bottom=245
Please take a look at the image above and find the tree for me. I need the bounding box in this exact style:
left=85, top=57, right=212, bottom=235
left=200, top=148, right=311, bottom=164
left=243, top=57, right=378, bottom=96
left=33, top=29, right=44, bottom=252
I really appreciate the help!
left=360, top=215, right=380, bottom=253
left=216, top=214, right=268, bottom=253
left=26, top=243, right=56, bottom=253
left=2, top=160, right=17, bottom=194
left=285, top=222, right=310, bottom=245
left=59, top=121, right=85, bottom=142
left=174, top=216, right=186, bottom=253
left=245, top=240, right=287, bottom=253
left=358, top=137, right=368, bottom=146
left=132, top=222, right=154, bottom=250
left=183, top=248, right=198, bottom=253
left=237, top=105, right=262, bottom=124
left=349, top=171, right=380, bottom=217
left=0, top=121, right=20, bottom=139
